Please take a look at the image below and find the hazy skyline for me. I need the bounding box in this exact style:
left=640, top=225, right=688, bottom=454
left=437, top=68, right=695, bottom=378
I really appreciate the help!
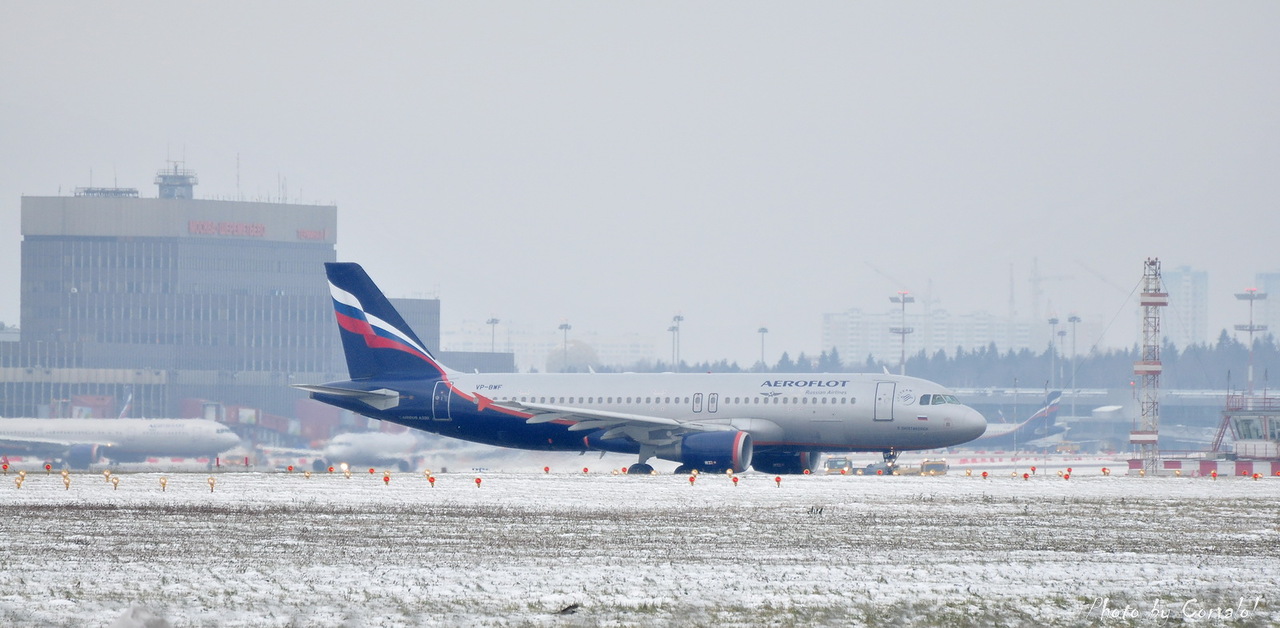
left=3, top=3, right=1278, bottom=367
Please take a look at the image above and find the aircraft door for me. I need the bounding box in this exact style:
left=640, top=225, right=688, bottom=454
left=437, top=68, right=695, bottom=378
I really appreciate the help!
left=693, top=393, right=703, bottom=413
left=708, top=393, right=719, bottom=413
left=874, top=382, right=895, bottom=421
left=431, top=381, right=452, bottom=421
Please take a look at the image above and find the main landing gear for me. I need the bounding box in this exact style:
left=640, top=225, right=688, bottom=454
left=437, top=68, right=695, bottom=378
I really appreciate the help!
left=626, top=463, right=655, bottom=475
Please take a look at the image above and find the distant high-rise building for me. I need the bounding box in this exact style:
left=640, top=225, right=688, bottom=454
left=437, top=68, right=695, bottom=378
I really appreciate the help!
left=1161, top=265, right=1209, bottom=349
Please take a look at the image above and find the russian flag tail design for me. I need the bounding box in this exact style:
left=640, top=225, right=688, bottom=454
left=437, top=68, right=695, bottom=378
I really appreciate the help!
left=325, top=262, right=449, bottom=381
left=1023, top=391, right=1063, bottom=433
left=1039, top=391, right=1063, bottom=427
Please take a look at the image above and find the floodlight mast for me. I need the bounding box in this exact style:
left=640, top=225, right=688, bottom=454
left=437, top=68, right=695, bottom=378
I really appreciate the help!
left=889, top=291, right=914, bottom=376
left=1233, top=288, right=1268, bottom=396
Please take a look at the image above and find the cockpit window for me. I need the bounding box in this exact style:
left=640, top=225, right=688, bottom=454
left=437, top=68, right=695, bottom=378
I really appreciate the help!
left=922, top=394, right=960, bottom=405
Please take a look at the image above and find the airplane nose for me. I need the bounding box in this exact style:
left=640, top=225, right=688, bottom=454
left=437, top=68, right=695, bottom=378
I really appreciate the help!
left=959, top=407, right=987, bottom=441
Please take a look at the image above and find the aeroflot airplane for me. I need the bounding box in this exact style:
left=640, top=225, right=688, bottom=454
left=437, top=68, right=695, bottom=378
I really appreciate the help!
left=0, top=418, right=241, bottom=469
left=297, top=263, right=988, bottom=474
left=967, top=391, right=1064, bottom=451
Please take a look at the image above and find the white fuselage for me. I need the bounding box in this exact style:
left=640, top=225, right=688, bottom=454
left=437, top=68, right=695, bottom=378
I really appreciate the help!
left=433, top=372, right=987, bottom=452
left=0, top=418, right=241, bottom=458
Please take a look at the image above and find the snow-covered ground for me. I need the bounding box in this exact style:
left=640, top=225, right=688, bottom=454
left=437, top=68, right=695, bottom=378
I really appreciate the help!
left=1, top=464, right=1276, bottom=627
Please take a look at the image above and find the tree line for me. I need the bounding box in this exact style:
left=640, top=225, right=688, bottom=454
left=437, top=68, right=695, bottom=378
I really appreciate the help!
left=594, top=330, right=1280, bottom=391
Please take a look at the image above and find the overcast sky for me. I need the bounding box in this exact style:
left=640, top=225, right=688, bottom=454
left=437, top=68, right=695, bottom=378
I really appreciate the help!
left=2, top=3, right=1278, bottom=367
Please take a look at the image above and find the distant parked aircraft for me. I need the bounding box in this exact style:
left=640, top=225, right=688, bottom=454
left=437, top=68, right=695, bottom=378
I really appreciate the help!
left=0, top=418, right=241, bottom=468
left=966, top=391, right=1063, bottom=450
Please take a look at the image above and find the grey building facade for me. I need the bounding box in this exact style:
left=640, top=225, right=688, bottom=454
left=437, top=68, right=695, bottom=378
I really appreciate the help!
left=1, top=169, right=514, bottom=436
left=5, top=188, right=340, bottom=419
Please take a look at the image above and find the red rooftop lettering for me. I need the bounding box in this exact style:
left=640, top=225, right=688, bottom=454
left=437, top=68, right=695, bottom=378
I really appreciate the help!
left=218, top=222, right=265, bottom=237
left=189, top=221, right=265, bottom=237
left=188, top=221, right=218, bottom=235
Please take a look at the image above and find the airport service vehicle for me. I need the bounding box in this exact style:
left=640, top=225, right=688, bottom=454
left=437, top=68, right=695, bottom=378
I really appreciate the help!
left=297, top=263, right=987, bottom=474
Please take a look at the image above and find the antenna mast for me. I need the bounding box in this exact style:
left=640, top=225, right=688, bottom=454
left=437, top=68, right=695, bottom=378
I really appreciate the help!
left=1130, top=258, right=1167, bottom=475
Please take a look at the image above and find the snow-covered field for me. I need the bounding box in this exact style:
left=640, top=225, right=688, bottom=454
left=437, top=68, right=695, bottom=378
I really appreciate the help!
left=1, top=463, right=1276, bottom=627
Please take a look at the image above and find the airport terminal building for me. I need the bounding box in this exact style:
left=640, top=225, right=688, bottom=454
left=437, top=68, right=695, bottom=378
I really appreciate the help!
left=2, top=166, right=511, bottom=444
left=5, top=168, right=341, bottom=424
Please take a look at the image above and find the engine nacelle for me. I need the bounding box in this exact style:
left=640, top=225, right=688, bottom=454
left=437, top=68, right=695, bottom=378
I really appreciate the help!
left=657, top=431, right=753, bottom=473
left=751, top=451, right=818, bottom=475
left=66, top=444, right=101, bottom=470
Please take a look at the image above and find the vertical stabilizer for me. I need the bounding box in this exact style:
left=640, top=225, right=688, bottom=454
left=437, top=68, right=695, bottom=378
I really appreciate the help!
left=1028, top=391, right=1063, bottom=435
left=325, top=263, right=449, bottom=381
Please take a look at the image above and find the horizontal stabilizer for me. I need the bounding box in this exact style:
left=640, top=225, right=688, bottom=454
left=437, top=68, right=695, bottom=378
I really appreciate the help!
left=567, top=420, right=625, bottom=432
left=292, top=385, right=401, bottom=410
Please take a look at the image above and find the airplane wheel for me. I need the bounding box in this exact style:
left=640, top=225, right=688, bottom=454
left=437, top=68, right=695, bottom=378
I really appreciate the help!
left=626, top=463, right=654, bottom=475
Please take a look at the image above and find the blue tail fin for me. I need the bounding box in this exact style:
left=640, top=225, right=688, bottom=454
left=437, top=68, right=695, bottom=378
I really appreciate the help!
left=1026, top=391, right=1063, bottom=435
left=325, top=262, right=449, bottom=381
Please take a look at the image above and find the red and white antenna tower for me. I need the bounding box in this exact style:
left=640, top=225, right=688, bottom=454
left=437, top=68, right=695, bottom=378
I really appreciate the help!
left=1130, top=258, right=1167, bottom=475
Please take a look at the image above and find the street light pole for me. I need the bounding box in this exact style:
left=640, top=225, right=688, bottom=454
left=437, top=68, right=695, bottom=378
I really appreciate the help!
left=486, top=318, right=500, bottom=353
left=1068, top=314, right=1080, bottom=418
left=1234, top=288, right=1268, bottom=395
left=667, top=325, right=678, bottom=370
left=758, top=327, right=768, bottom=369
left=1057, top=329, right=1067, bottom=388
left=558, top=322, right=571, bottom=373
left=672, top=314, right=684, bottom=372
left=889, top=291, right=914, bottom=376
left=1047, top=316, right=1060, bottom=389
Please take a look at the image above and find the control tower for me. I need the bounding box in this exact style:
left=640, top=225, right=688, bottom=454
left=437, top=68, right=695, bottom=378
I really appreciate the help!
left=155, top=161, right=198, bottom=199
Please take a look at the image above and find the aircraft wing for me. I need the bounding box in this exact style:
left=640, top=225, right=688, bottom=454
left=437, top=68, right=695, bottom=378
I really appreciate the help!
left=502, top=400, right=736, bottom=446
left=0, top=435, right=117, bottom=454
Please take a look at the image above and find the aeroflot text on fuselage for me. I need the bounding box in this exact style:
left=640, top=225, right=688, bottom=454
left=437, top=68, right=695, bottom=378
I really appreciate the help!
left=760, top=380, right=850, bottom=388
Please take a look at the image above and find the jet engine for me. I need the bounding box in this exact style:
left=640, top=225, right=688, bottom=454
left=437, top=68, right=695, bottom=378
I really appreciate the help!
left=66, top=444, right=101, bottom=470
left=751, top=451, right=818, bottom=475
left=658, top=431, right=753, bottom=473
